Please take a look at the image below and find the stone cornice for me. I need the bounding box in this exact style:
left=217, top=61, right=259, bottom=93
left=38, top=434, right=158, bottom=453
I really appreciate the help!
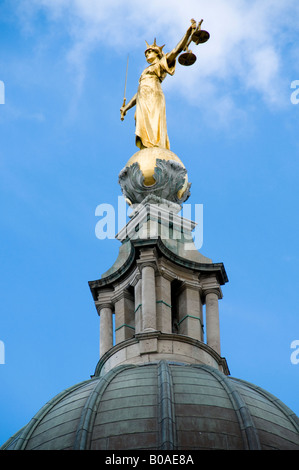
left=88, top=237, right=228, bottom=301
left=88, top=240, right=136, bottom=300
left=153, top=238, right=228, bottom=285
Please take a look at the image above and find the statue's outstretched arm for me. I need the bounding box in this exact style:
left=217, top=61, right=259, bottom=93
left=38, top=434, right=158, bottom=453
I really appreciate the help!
left=166, top=20, right=197, bottom=66
left=120, top=93, right=137, bottom=121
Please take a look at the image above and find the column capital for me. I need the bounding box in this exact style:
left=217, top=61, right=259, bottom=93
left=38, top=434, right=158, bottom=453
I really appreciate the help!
left=200, top=275, right=223, bottom=301
left=95, top=302, right=114, bottom=315
left=136, top=247, right=158, bottom=272
left=204, top=288, right=222, bottom=299
left=95, top=288, right=114, bottom=315
left=136, top=252, right=158, bottom=273
left=137, top=260, right=158, bottom=272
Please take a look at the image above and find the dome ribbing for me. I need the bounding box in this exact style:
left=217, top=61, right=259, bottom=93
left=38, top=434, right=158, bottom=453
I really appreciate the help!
left=3, top=361, right=299, bottom=451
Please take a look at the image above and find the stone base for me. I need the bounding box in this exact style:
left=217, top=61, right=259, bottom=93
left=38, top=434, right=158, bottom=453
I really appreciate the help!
left=93, top=331, right=230, bottom=378
left=115, top=195, right=212, bottom=266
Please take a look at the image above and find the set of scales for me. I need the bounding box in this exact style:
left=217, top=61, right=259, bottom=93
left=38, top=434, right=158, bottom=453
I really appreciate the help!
left=178, top=18, right=210, bottom=66
left=121, top=19, right=210, bottom=107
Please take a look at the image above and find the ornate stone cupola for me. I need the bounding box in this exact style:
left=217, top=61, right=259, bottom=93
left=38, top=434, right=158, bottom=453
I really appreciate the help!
left=89, top=180, right=229, bottom=377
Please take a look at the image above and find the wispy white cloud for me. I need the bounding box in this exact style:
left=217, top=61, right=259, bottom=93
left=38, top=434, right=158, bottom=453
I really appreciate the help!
left=16, top=0, right=299, bottom=125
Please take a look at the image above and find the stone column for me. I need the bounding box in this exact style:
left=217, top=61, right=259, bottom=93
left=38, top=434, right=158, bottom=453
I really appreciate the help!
left=141, top=264, right=157, bottom=331
left=134, top=277, right=142, bottom=334
left=97, top=303, right=113, bottom=358
left=205, top=289, right=221, bottom=355
left=137, top=248, right=158, bottom=332
left=95, top=289, right=114, bottom=358
left=177, top=282, right=203, bottom=341
left=155, top=273, right=172, bottom=333
left=113, top=290, right=135, bottom=344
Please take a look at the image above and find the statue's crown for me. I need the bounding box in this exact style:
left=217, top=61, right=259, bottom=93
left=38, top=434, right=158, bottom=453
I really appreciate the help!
left=145, top=38, right=165, bottom=57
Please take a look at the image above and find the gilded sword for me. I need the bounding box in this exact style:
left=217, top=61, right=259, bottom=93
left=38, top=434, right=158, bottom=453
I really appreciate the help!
left=121, top=55, right=129, bottom=121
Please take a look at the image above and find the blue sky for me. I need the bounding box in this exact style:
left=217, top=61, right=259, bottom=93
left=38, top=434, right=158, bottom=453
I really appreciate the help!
left=0, top=0, right=299, bottom=446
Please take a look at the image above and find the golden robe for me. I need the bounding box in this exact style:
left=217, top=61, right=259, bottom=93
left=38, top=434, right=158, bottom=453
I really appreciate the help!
left=135, top=55, right=176, bottom=150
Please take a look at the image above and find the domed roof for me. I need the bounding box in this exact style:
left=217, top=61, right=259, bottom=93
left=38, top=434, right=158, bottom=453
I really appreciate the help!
left=2, top=361, right=299, bottom=450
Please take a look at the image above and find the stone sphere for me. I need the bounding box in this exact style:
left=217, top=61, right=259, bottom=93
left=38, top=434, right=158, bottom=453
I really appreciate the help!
left=125, top=147, right=189, bottom=199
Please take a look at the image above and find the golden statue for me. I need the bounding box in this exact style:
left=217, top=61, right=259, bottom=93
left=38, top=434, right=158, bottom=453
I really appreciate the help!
left=120, top=19, right=209, bottom=150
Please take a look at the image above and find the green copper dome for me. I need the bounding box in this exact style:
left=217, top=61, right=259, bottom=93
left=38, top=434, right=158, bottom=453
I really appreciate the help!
left=2, top=361, right=299, bottom=450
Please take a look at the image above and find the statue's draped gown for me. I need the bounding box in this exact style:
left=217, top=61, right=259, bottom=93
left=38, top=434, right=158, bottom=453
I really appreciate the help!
left=135, top=55, right=176, bottom=150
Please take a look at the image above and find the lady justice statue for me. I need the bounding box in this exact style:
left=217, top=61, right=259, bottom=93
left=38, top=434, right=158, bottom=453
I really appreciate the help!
left=120, top=19, right=209, bottom=150
left=118, top=19, right=209, bottom=205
